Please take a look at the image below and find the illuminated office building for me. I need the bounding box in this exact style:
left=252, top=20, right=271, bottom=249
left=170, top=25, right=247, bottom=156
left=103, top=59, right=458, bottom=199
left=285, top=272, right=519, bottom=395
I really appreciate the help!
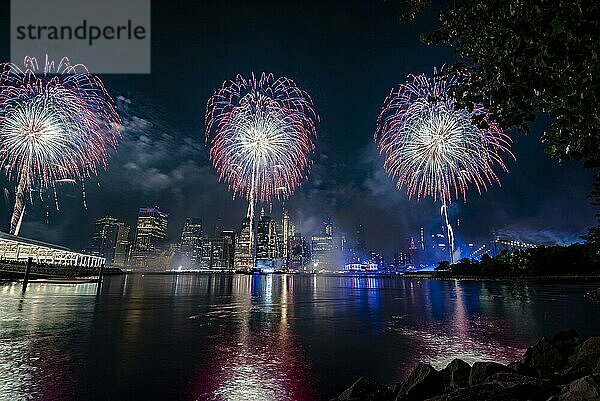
left=91, top=216, right=130, bottom=267
left=130, top=207, right=169, bottom=268
left=180, top=217, right=202, bottom=264
left=233, top=218, right=253, bottom=271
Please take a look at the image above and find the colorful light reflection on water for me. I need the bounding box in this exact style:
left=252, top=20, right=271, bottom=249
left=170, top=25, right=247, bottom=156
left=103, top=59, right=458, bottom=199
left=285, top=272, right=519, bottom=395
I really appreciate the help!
left=0, top=275, right=599, bottom=401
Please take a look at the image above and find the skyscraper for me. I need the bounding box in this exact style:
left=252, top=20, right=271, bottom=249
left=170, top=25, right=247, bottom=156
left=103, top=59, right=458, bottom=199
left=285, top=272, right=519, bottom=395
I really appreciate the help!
left=325, top=220, right=333, bottom=236
left=91, top=216, right=130, bottom=267
left=354, top=224, right=366, bottom=261
left=130, top=207, right=169, bottom=268
left=91, top=216, right=119, bottom=263
left=289, top=233, right=309, bottom=271
left=282, top=208, right=291, bottom=259
left=221, top=230, right=235, bottom=271
left=113, top=223, right=131, bottom=267
left=256, top=210, right=277, bottom=269
left=311, top=233, right=334, bottom=270
left=200, top=237, right=225, bottom=270
left=180, top=217, right=202, bottom=264
left=234, top=218, right=253, bottom=271
left=213, top=215, right=223, bottom=237
left=369, top=251, right=384, bottom=268
left=431, top=232, right=450, bottom=263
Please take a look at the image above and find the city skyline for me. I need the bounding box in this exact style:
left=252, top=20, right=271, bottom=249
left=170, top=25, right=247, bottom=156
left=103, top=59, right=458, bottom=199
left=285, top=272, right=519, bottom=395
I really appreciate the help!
left=87, top=204, right=539, bottom=270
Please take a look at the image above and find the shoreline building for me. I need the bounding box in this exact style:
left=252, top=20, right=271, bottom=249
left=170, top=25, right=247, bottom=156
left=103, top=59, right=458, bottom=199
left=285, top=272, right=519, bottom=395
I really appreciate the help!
left=393, top=250, right=412, bottom=270
left=234, top=218, right=253, bottom=271
left=91, top=216, right=130, bottom=267
left=0, top=232, right=105, bottom=267
left=130, top=207, right=169, bottom=269
left=289, top=233, right=309, bottom=271
left=311, top=220, right=346, bottom=271
left=221, top=230, right=235, bottom=271
left=282, top=208, right=291, bottom=260
left=431, top=231, right=450, bottom=264
left=200, top=237, right=226, bottom=270
left=256, top=210, right=277, bottom=270
left=180, top=217, right=202, bottom=266
left=348, top=223, right=367, bottom=263
left=91, top=216, right=119, bottom=261
left=311, top=233, right=334, bottom=270
left=113, top=223, right=130, bottom=267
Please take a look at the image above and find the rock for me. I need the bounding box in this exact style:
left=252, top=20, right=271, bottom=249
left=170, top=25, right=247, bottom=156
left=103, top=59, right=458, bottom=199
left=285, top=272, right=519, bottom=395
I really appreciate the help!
left=584, top=288, right=600, bottom=302
left=396, top=363, right=444, bottom=401
left=557, top=374, right=600, bottom=400
left=551, top=329, right=581, bottom=360
left=443, top=383, right=514, bottom=401
left=386, top=383, right=401, bottom=397
left=508, top=360, right=534, bottom=376
left=333, top=377, right=394, bottom=401
left=469, top=362, right=512, bottom=386
left=523, top=339, right=565, bottom=378
left=440, top=359, right=471, bottom=390
left=485, top=372, right=559, bottom=400
left=595, top=359, right=600, bottom=375
left=562, top=337, right=600, bottom=382
left=424, top=395, right=448, bottom=401
left=443, top=375, right=559, bottom=401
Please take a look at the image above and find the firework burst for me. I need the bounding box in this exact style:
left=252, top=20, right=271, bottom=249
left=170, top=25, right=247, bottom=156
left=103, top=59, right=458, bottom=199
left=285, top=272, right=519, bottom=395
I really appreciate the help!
left=375, top=67, right=513, bottom=261
left=205, top=73, right=318, bottom=265
left=0, top=56, right=121, bottom=235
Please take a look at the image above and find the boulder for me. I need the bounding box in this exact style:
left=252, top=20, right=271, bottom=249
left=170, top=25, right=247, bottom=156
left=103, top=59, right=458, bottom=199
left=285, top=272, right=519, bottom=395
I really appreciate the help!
left=386, top=383, right=402, bottom=397
left=523, top=339, right=565, bottom=378
left=443, top=383, right=514, bottom=401
left=558, top=374, right=600, bottom=401
left=562, top=337, right=600, bottom=382
left=424, top=396, right=448, bottom=401
left=550, top=329, right=581, bottom=360
left=485, top=372, right=559, bottom=400
left=508, top=360, right=533, bottom=376
left=396, top=363, right=444, bottom=401
left=469, top=362, right=512, bottom=386
left=333, top=377, right=394, bottom=401
left=584, top=288, right=600, bottom=302
left=440, top=359, right=471, bottom=390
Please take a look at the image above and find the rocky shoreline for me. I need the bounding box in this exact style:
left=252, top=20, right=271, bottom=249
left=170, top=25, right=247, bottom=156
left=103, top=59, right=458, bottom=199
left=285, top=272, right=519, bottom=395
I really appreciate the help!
left=586, top=288, right=600, bottom=302
left=331, top=330, right=600, bottom=401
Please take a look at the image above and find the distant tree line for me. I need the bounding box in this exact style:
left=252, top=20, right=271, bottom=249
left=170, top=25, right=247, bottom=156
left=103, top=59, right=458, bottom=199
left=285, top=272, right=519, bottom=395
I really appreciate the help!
left=434, top=242, right=600, bottom=278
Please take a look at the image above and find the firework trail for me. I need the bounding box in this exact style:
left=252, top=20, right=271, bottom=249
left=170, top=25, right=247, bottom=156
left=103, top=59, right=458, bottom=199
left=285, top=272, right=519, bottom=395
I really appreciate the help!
left=0, top=56, right=121, bottom=235
left=375, top=67, right=513, bottom=262
left=205, top=73, right=318, bottom=265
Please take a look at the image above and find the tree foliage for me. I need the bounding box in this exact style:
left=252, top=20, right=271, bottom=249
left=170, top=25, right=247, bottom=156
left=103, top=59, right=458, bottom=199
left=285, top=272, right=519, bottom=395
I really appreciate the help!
left=406, top=0, right=600, bottom=239
left=435, top=244, right=600, bottom=278
left=423, top=0, right=600, bottom=169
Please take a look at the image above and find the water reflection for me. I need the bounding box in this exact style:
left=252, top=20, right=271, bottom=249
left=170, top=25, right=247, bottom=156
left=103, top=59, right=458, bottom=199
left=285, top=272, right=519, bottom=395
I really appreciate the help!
left=190, top=275, right=314, bottom=401
left=0, top=283, right=96, bottom=401
left=388, top=279, right=531, bottom=368
left=0, top=276, right=599, bottom=401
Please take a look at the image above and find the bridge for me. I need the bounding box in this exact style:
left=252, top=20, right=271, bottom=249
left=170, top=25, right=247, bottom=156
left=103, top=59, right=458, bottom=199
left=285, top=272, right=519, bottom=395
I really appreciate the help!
left=492, top=238, right=538, bottom=256
left=469, top=238, right=539, bottom=260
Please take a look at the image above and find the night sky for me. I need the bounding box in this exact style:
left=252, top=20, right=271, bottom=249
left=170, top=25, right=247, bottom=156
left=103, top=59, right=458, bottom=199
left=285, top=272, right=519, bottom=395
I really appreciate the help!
left=0, top=1, right=596, bottom=259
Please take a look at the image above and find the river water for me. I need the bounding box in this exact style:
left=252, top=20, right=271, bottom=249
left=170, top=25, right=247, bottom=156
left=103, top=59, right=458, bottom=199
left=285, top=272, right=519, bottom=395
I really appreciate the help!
left=1, top=274, right=599, bottom=401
